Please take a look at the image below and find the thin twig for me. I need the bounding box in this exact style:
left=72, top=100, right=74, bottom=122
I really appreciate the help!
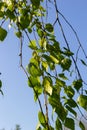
left=54, top=0, right=82, bottom=80
left=58, top=10, right=87, bottom=59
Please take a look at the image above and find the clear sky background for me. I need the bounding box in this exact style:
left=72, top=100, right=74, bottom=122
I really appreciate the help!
left=0, top=0, right=87, bottom=129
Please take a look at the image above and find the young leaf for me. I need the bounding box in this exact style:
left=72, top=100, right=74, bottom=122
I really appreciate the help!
left=0, top=27, right=7, bottom=41
left=28, top=76, right=40, bottom=88
left=43, top=76, right=53, bottom=95
left=38, top=111, right=46, bottom=128
left=50, top=55, right=59, bottom=64
left=27, top=63, right=42, bottom=77
left=29, top=40, right=37, bottom=50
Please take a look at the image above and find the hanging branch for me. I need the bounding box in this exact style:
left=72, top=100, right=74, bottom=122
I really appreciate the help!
left=53, top=0, right=82, bottom=80
left=53, top=0, right=87, bottom=120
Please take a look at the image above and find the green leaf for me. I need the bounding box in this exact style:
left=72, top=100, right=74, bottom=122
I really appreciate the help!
left=61, top=58, right=71, bottom=71
left=55, top=118, right=62, bottom=130
left=34, top=85, right=42, bottom=101
left=63, top=48, right=74, bottom=56
left=56, top=78, right=65, bottom=88
left=19, top=15, right=30, bottom=29
left=64, top=86, right=75, bottom=98
left=64, top=99, right=77, bottom=108
left=43, top=76, right=53, bottom=95
left=0, top=11, right=4, bottom=18
left=36, top=122, right=42, bottom=130
left=77, top=95, right=87, bottom=110
left=37, top=29, right=44, bottom=38
left=28, top=76, right=40, bottom=88
left=5, top=9, right=15, bottom=19
left=15, top=31, right=22, bottom=38
left=30, top=0, right=40, bottom=7
left=38, top=111, right=45, bottom=128
left=79, top=121, right=85, bottom=130
left=50, top=55, right=59, bottom=64
left=0, top=27, right=7, bottom=41
left=73, top=79, right=82, bottom=92
left=45, top=23, right=53, bottom=32
left=27, top=62, right=42, bottom=77
left=42, top=61, right=48, bottom=71
left=65, top=105, right=77, bottom=117
left=58, top=73, right=68, bottom=80
left=64, top=117, right=75, bottom=130
left=29, top=40, right=37, bottom=50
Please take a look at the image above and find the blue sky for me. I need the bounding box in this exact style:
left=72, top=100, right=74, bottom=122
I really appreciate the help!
left=0, top=0, right=87, bottom=129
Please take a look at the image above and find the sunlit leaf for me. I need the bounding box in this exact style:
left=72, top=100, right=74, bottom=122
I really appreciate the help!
left=28, top=76, right=40, bottom=88
left=34, top=85, right=42, bottom=101
left=50, top=55, right=59, bottom=64
left=38, top=111, right=46, bottom=128
left=29, top=40, right=37, bottom=50
left=77, top=95, right=87, bottom=110
left=43, top=76, right=53, bottom=95
left=42, top=61, right=48, bottom=71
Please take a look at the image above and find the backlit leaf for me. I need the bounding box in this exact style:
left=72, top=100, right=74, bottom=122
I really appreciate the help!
left=43, top=76, right=53, bottom=95
left=77, top=95, right=87, bottom=110
left=29, top=40, right=37, bottom=50
left=38, top=111, right=45, bottom=128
